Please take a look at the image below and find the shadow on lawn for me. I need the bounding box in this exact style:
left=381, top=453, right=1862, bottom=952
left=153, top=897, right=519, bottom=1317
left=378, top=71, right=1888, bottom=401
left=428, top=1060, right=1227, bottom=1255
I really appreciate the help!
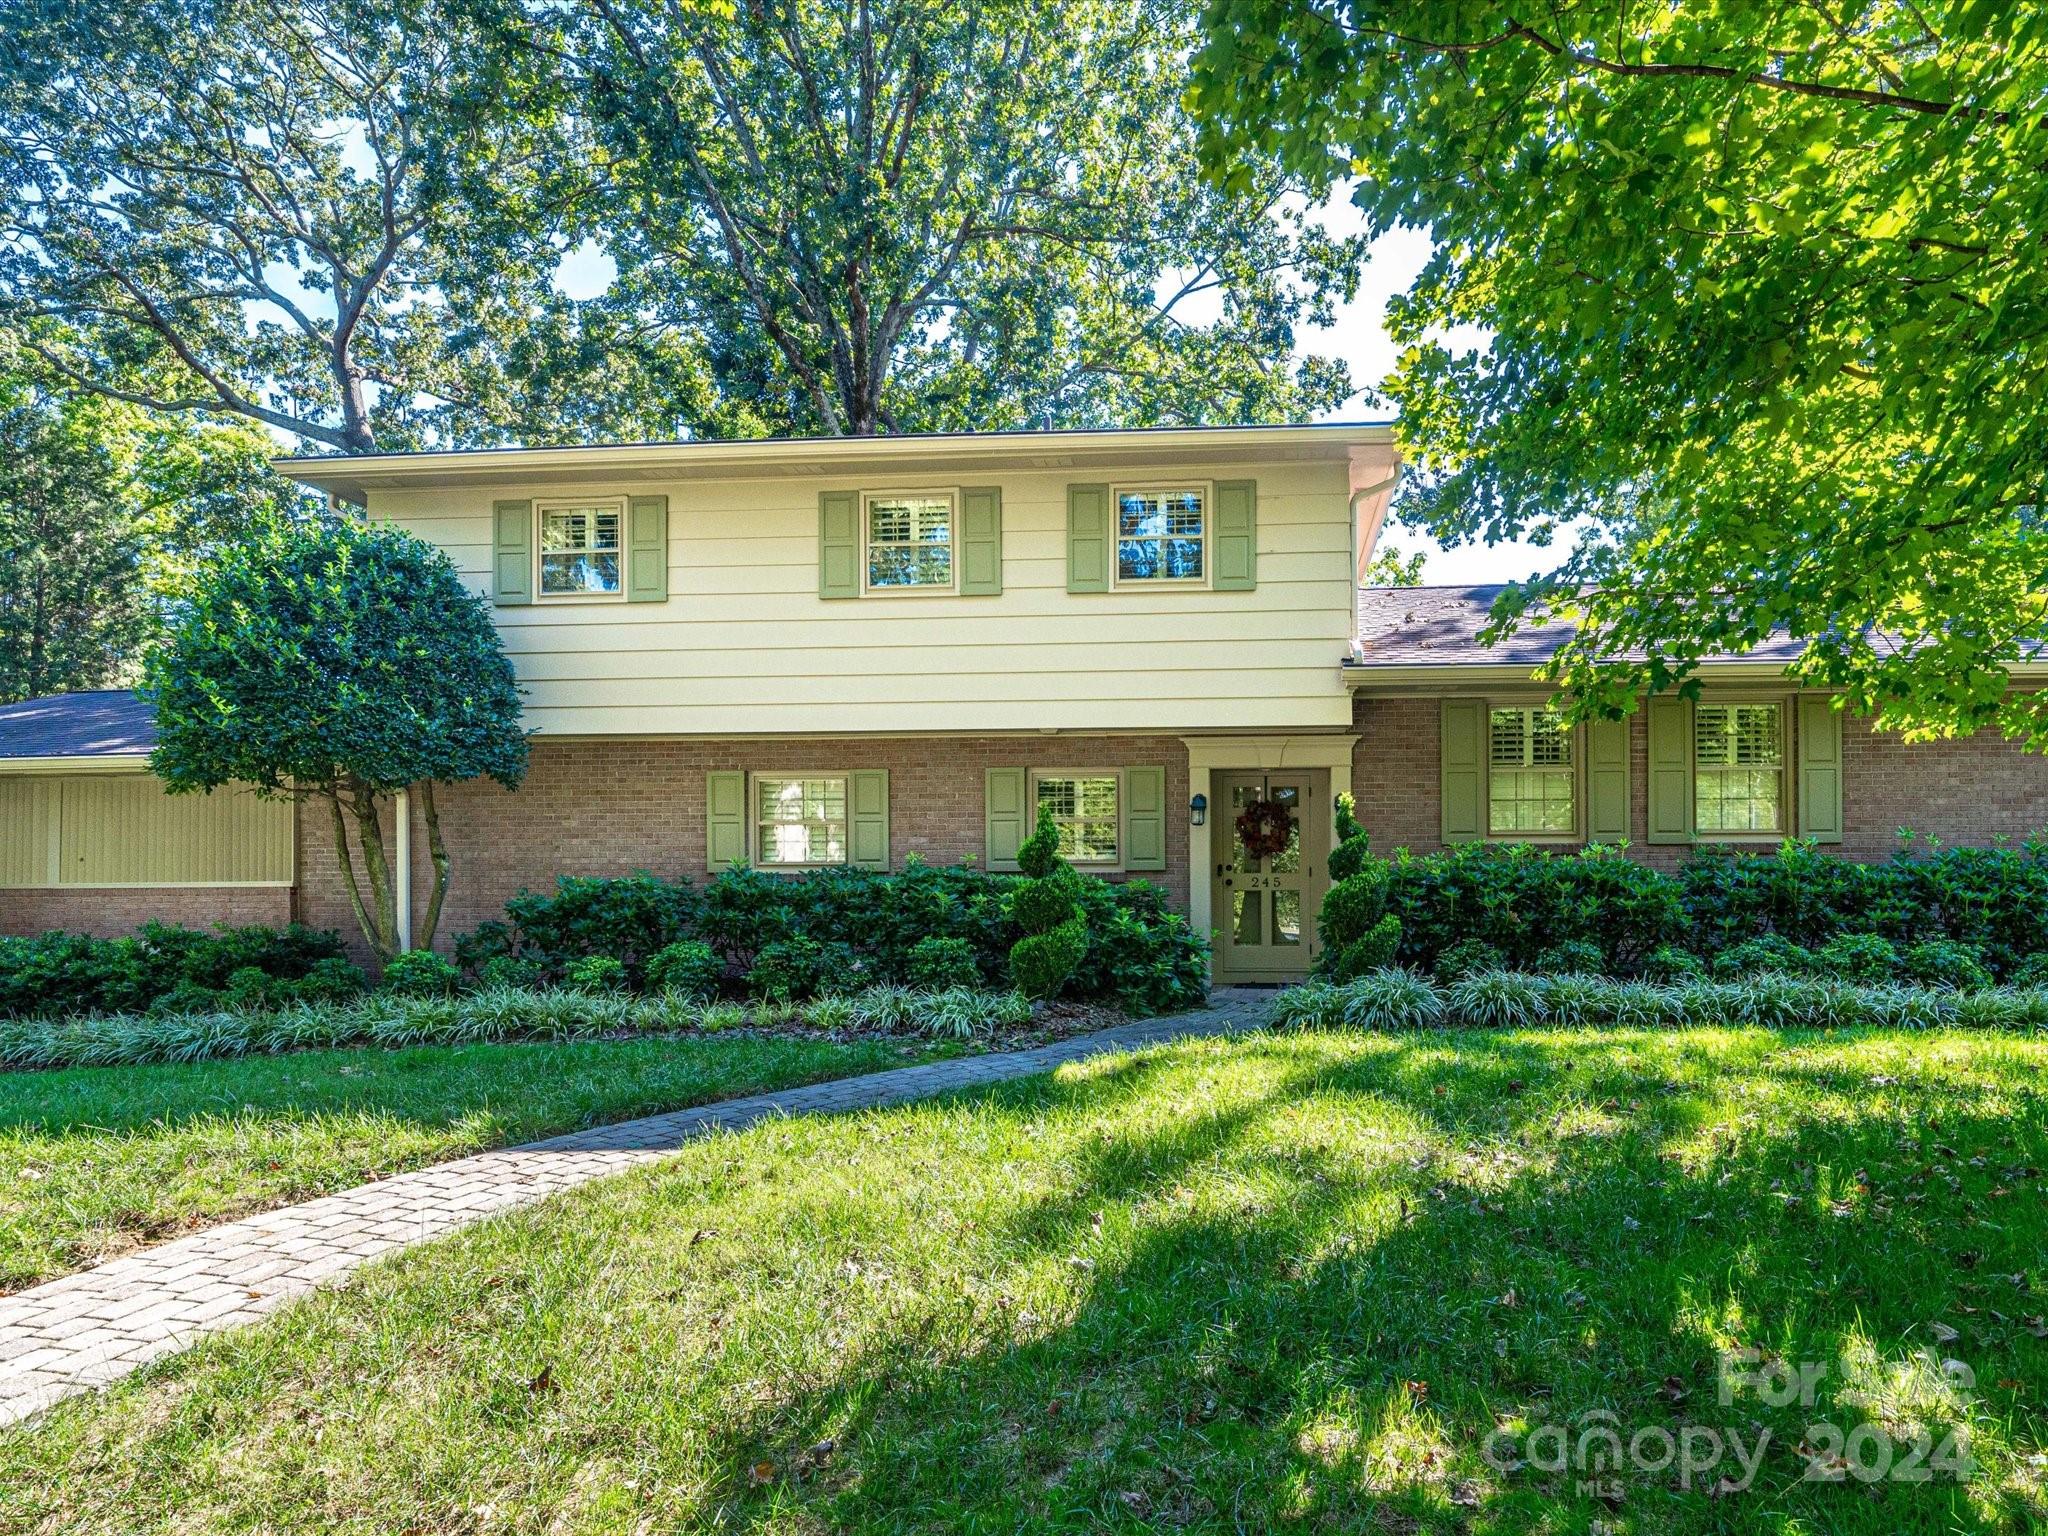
left=704, top=1031, right=2048, bottom=1534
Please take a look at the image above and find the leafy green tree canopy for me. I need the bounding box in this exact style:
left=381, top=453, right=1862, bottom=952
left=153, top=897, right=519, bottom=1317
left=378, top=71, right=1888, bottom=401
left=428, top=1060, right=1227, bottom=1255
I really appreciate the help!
left=1191, top=1, right=2048, bottom=741
left=0, top=0, right=690, bottom=452
left=147, top=515, right=527, bottom=958
left=538, top=0, right=1366, bottom=435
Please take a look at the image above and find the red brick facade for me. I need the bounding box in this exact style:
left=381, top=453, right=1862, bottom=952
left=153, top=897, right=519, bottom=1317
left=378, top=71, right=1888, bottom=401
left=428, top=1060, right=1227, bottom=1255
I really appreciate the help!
left=1352, top=694, right=2048, bottom=862
left=294, top=735, right=1192, bottom=956
left=0, top=886, right=291, bottom=939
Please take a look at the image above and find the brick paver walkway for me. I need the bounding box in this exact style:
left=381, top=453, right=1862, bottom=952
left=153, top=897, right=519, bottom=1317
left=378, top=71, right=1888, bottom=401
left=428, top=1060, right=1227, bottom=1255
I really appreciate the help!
left=0, top=989, right=1270, bottom=1428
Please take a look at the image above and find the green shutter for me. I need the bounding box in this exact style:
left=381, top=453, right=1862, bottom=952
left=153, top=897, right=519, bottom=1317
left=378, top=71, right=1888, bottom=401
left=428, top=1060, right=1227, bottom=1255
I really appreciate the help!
left=1212, top=479, right=1257, bottom=591
left=626, top=494, right=669, bottom=603
left=1124, top=766, right=1167, bottom=871
left=960, top=485, right=1003, bottom=595
left=819, top=490, right=859, bottom=599
left=706, top=771, right=746, bottom=870
left=849, top=769, right=889, bottom=868
left=1586, top=716, right=1631, bottom=843
left=492, top=499, right=532, bottom=606
left=1646, top=696, right=1696, bottom=845
left=1797, top=695, right=1844, bottom=844
left=985, top=768, right=1027, bottom=871
left=1440, top=699, right=1484, bottom=843
left=1067, top=483, right=1110, bottom=593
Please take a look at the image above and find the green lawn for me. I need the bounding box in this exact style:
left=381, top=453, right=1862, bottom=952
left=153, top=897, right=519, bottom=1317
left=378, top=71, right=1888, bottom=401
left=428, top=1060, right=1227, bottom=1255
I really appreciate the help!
left=7, top=1027, right=2048, bottom=1533
left=0, top=1033, right=942, bottom=1292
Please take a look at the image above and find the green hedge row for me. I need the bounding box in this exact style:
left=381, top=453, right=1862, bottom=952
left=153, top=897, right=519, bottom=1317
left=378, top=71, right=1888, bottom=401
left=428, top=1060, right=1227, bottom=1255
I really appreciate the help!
left=1375, top=841, right=2048, bottom=981
left=453, top=862, right=1209, bottom=1017
left=0, top=924, right=357, bottom=1020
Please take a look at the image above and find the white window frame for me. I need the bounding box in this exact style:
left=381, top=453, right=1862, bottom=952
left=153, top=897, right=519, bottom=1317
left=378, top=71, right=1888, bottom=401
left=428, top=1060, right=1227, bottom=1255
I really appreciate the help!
left=1109, top=482, right=1213, bottom=590
left=1028, top=768, right=1125, bottom=870
left=1692, top=697, right=1790, bottom=840
left=534, top=495, right=628, bottom=602
left=1485, top=703, right=1582, bottom=842
left=861, top=488, right=960, bottom=596
left=750, top=772, right=852, bottom=869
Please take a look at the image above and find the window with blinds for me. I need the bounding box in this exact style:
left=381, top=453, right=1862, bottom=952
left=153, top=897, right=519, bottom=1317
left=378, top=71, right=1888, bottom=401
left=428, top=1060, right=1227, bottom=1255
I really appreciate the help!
left=1695, top=702, right=1784, bottom=833
left=1487, top=707, right=1575, bottom=835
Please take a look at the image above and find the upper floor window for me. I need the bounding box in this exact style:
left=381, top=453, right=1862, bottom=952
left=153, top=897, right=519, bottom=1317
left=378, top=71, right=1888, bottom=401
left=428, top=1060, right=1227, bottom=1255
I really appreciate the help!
left=1115, top=487, right=1205, bottom=584
left=1695, top=703, right=1784, bottom=834
left=1033, top=770, right=1120, bottom=864
left=865, top=492, right=955, bottom=591
left=755, top=776, right=848, bottom=866
left=1488, top=706, right=1575, bottom=836
left=538, top=499, right=624, bottom=598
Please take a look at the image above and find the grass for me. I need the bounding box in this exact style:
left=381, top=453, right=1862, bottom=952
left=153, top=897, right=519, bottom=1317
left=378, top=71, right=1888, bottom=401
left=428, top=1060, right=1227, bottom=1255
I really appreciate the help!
left=7, top=1027, right=2048, bottom=1533
left=0, top=1032, right=944, bottom=1292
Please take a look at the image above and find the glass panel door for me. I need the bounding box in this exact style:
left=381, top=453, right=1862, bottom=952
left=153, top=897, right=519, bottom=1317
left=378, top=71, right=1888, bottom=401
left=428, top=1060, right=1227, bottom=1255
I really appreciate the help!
left=1213, top=771, right=1327, bottom=980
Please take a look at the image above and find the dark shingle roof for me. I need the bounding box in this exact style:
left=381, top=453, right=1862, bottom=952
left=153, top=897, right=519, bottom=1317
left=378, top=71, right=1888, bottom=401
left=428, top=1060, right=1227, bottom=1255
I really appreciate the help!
left=1351, top=584, right=1818, bottom=668
left=0, top=690, right=155, bottom=760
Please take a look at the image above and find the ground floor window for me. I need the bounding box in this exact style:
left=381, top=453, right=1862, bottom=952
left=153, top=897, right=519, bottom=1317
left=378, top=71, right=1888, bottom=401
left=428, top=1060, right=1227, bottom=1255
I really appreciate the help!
left=754, top=776, right=848, bottom=866
left=1695, top=702, right=1784, bottom=834
left=1488, top=705, right=1576, bottom=837
left=1031, top=771, right=1120, bottom=864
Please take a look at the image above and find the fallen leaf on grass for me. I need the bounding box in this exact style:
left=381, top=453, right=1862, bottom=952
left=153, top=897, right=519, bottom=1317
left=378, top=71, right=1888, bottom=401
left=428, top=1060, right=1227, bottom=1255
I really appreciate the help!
left=748, top=1461, right=777, bottom=1487
left=1930, top=1322, right=1961, bottom=1343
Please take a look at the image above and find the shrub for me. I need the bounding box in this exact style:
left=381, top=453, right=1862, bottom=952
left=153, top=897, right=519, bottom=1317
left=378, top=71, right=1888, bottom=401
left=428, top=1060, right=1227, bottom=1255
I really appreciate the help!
left=222, top=966, right=276, bottom=1011
left=1387, top=843, right=1684, bottom=972
left=1328, top=791, right=1372, bottom=883
left=1433, top=938, right=1507, bottom=982
left=476, top=954, right=544, bottom=990
left=905, top=936, right=980, bottom=991
left=0, top=922, right=350, bottom=1019
left=1317, top=863, right=1391, bottom=952
left=1007, top=870, right=1080, bottom=934
left=289, top=956, right=369, bottom=1004
left=1640, top=945, right=1707, bottom=983
left=646, top=940, right=724, bottom=999
left=565, top=955, right=628, bottom=993
left=1006, top=809, right=1088, bottom=1001
left=1711, top=935, right=1813, bottom=978
left=748, top=937, right=862, bottom=1002
left=1066, top=879, right=1209, bottom=1016
left=380, top=949, right=460, bottom=997
left=1901, top=939, right=1992, bottom=991
left=1813, top=932, right=1900, bottom=983
left=2012, top=952, right=2048, bottom=988
left=1011, top=917, right=1088, bottom=1001
left=1332, top=913, right=1402, bottom=982
left=500, top=874, right=698, bottom=984
left=1533, top=939, right=1605, bottom=976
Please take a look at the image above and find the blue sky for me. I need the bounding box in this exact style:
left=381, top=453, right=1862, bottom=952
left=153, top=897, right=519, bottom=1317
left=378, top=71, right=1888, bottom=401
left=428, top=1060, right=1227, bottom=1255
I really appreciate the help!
left=552, top=205, right=1568, bottom=588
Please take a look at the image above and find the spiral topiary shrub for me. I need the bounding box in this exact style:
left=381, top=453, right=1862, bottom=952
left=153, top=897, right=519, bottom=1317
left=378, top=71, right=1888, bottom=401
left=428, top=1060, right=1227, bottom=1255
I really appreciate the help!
left=1005, top=808, right=1088, bottom=1000
left=1333, top=912, right=1402, bottom=981
left=1327, top=791, right=1373, bottom=883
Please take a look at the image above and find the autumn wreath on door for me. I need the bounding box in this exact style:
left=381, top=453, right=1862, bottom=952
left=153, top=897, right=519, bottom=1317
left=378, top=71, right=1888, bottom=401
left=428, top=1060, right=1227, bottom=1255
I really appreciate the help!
left=1234, top=797, right=1295, bottom=860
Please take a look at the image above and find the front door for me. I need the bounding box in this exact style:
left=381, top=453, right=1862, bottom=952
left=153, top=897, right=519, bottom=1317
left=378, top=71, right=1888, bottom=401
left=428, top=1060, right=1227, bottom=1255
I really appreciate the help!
left=1212, top=770, right=1329, bottom=982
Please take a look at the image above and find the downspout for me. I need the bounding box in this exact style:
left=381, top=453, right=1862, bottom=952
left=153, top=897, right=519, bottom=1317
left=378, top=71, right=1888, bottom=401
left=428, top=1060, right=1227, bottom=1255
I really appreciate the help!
left=394, top=788, right=412, bottom=953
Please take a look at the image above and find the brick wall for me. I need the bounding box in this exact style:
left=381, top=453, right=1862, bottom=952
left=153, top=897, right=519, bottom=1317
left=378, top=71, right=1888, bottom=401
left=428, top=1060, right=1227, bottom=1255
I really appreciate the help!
left=1354, top=694, right=2048, bottom=863
left=0, top=886, right=292, bottom=938
left=297, top=735, right=1192, bottom=956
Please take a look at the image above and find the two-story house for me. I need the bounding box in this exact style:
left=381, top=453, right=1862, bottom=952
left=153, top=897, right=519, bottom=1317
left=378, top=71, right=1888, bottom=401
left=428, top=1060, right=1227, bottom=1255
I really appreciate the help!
left=4, top=421, right=2046, bottom=980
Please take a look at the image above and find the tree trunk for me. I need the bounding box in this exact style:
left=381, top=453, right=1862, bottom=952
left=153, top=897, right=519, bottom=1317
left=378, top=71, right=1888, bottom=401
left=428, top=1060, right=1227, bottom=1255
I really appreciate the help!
left=417, top=780, right=453, bottom=952
left=325, top=790, right=386, bottom=961
left=342, top=779, right=399, bottom=961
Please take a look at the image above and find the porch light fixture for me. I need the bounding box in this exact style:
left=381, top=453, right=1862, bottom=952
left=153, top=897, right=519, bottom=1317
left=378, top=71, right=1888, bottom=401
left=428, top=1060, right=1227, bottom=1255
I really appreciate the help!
left=1189, top=793, right=1207, bottom=827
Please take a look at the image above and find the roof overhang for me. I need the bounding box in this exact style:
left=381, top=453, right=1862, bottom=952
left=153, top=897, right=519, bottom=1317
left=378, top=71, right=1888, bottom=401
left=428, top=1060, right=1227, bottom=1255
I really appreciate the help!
left=0, top=753, right=151, bottom=776
left=1344, top=659, right=2048, bottom=695
left=277, top=422, right=1399, bottom=506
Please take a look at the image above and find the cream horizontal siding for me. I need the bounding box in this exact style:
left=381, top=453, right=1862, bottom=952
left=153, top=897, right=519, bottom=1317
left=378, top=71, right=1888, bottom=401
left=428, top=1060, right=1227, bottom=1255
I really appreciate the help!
left=0, top=773, right=293, bottom=888
left=373, top=459, right=1356, bottom=735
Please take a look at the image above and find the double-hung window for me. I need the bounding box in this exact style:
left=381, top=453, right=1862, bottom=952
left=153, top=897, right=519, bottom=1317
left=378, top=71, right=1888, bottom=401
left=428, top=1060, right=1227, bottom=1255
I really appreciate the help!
left=1114, top=487, right=1206, bottom=584
left=1488, top=707, right=1576, bottom=836
left=1032, top=771, right=1120, bottom=865
left=755, top=776, right=848, bottom=866
left=1695, top=703, right=1784, bottom=834
left=537, top=499, right=624, bottom=598
left=864, top=491, right=956, bottom=591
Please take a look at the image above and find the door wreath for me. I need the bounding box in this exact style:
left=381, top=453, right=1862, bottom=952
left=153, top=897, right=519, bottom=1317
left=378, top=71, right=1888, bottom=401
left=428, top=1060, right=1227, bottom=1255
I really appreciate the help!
left=1235, top=798, right=1295, bottom=860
